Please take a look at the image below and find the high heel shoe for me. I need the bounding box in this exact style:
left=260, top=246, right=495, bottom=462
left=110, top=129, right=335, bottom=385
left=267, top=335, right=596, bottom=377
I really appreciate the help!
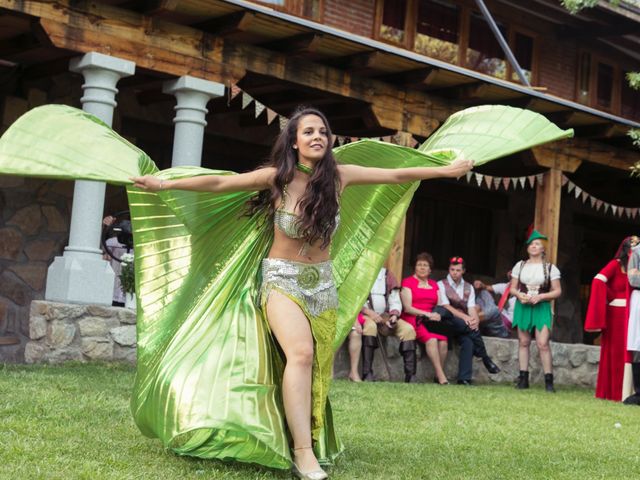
left=291, top=463, right=328, bottom=480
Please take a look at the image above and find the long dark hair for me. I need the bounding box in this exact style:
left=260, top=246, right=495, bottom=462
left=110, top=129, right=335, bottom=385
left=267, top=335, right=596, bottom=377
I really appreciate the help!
left=616, top=236, right=636, bottom=271
left=246, top=107, right=340, bottom=248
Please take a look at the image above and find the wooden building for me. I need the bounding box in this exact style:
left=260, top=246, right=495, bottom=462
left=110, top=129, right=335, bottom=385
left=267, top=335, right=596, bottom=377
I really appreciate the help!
left=1, top=0, right=640, bottom=358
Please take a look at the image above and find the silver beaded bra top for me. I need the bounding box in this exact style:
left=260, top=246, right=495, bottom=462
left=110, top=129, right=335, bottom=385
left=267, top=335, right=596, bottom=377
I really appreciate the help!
left=274, top=187, right=340, bottom=241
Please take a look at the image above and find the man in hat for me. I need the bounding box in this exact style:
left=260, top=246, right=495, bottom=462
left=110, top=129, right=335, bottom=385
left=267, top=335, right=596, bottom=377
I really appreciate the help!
left=436, top=256, right=500, bottom=385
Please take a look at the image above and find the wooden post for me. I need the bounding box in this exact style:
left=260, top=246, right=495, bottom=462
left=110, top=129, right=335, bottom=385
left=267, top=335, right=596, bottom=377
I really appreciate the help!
left=386, top=217, right=406, bottom=282
left=533, top=168, right=563, bottom=264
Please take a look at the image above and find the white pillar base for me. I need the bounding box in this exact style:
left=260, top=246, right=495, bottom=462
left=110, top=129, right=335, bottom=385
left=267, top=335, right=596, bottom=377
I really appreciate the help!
left=45, top=254, right=115, bottom=305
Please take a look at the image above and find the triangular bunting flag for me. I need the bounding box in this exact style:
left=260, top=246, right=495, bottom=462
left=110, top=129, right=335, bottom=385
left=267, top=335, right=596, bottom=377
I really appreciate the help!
left=266, top=108, right=278, bottom=125
left=626, top=208, right=632, bottom=218
left=528, top=176, right=536, bottom=188
left=574, top=186, right=582, bottom=199
left=596, top=199, right=603, bottom=211
left=510, top=177, right=518, bottom=189
left=484, top=175, right=493, bottom=189
left=589, top=196, right=597, bottom=208
left=241, top=92, right=252, bottom=109
left=604, top=203, right=610, bottom=214
left=567, top=181, right=575, bottom=193
left=493, top=178, right=501, bottom=189
left=278, top=115, right=288, bottom=131
left=338, top=136, right=345, bottom=146
left=536, top=173, right=544, bottom=186
left=502, top=177, right=511, bottom=190
left=518, top=177, right=526, bottom=189
left=617, top=206, right=624, bottom=217
left=581, top=191, right=589, bottom=203
left=634, top=208, right=639, bottom=219
left=230, top=85, right=242, bottom=100
left=561, top=175, right=568, bottom=187
left=255, top=100, right=265, bottom=118
left=466, top=171, right=473, bottom=183
left=611, top=205, right=618, bottom=215
left=475, top=173, right=483, bottom=187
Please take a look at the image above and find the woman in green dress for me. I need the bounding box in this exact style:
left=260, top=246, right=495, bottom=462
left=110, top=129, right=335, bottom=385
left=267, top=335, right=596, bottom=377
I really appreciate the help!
left=509, top=230, right=562, bottom=392
left=132, top=107, right=472, bottom=479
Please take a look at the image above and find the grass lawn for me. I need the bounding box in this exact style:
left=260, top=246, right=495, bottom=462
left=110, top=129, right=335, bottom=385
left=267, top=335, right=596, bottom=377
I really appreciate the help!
left=1, top=363, right=639, bottom=479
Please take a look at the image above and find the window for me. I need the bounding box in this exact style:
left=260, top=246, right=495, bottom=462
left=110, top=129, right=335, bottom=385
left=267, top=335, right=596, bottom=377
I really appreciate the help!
left=511, top=32, right=534, bottom=83
left=414, top=0, right=460, bottom=64
left=577, top=52, right=591, bottom=104
left=375, top=1, right=535, bottom=83
left=465, top=12, right=507, bottom=79
left=621, top=71, right=640, bottom=121
left=380, top=0, right=409, bottom=45
left=596, top=62, right=614, bottom=110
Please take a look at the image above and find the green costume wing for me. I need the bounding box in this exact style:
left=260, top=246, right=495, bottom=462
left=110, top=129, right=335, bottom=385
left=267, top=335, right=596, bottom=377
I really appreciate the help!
left=0, top=104, right=572, bottom=469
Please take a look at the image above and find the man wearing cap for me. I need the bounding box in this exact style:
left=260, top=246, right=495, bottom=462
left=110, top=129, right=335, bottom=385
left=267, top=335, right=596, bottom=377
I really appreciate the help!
left=436, top=256, right=501, bottom=385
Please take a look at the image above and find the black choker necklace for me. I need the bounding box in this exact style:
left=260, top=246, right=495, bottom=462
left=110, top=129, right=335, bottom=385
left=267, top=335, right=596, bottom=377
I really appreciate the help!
left=295, top=162, right=313, bottom=175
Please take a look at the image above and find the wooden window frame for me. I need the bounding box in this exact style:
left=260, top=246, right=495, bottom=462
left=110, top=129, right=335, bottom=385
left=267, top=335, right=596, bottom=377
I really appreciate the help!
left=576, top=49, right=622, bottom=115
left=374, top=0, right=539, bottom=86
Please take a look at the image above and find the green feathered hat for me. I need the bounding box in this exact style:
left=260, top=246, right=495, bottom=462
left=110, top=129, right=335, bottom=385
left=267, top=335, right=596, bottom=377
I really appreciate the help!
left=526, top=229, right=548, bottom=244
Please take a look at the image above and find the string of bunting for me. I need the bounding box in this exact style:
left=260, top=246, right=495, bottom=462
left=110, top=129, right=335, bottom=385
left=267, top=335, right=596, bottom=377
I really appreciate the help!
left=561, top=174, right=639, bottom=219
left=229, top=83, right=420, bottom=147
left=230, top=84, right=639, bottom=219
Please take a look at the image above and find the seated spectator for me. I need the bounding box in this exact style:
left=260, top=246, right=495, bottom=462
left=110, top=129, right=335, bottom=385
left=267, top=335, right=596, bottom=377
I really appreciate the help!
left=474, top=273, right=513, bottom=338
left=400, top=252, right=449, bottom=384
left=359, top=267, right=416, bottom=382
left=347, top=319, right=363, bottom=382
left=436, top=256, right=500, bottom=385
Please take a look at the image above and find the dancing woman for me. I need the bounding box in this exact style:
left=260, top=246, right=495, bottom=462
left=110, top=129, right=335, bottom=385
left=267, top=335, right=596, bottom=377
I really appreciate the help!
left=131, top=108, right=471, bottom=478
left=0, top=102, right=572, bottom=477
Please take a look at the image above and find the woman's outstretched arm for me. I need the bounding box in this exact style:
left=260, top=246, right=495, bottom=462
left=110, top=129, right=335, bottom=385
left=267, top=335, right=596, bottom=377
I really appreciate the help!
left=339, top=159, right=473, bottom=188
left=131, top=167, right=276, bottom=193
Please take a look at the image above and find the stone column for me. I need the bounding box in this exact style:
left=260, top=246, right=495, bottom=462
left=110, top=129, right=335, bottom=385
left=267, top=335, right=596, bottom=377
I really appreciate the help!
left=45, top=52, right=135, bottom=305
left=162, top=76, right=225, bottom=167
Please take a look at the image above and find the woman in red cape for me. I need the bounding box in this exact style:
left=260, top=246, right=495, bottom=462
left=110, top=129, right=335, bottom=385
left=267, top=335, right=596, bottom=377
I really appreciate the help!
left=585, top=236, right=638, bottom=401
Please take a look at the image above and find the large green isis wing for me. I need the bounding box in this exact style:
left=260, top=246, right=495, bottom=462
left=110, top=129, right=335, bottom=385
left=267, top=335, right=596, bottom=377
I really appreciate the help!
left=419, top=104, right=574, bottom=165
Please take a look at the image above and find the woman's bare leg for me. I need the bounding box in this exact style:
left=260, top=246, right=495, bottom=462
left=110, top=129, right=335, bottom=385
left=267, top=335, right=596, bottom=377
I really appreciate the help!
left=438, top=340, right=448, bottom=372
left=536, top=326, right=553, bottom=374
left=267, top=290, right=322, bottom=473
left=348, top=329, right=362, bottom=382
left=518, top=329, right=531, bottom=371
left=425, top=338, right=448, bottom=384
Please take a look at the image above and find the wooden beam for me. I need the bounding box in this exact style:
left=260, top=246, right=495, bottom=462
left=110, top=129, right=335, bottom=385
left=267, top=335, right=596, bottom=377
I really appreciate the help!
left=192, top=11, right=256, bottom=37
left=377, top=67, right=437, bottom=89
left=1, top=0, right=452, bottom=137
left=532, top=138, right=639, bottom=172
left=531, top=146, right=582, bottom=173
left=341, top=51, right=386, bottom=76
left=573, top=123, right=629, bottom=139
left=260, top=33, right=323, bottom=55
left=534, top=168, right=562, bottom=264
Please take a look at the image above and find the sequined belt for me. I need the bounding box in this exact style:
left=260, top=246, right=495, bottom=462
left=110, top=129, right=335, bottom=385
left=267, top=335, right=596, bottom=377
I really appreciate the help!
left=261, top=258, right=338, bottom=317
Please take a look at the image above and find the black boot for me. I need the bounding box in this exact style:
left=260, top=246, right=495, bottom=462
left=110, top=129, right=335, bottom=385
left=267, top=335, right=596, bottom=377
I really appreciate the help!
left=515, top=370, right=529, bottom=389
left=361, top=336, right=378, bottom=381
left=482, top=356, right=500, bottom=374
left=399, top=340, right=417, bottom=383
left=544, top=373, right=555, bottom=393
left=623, top=362, right=640, bottom=405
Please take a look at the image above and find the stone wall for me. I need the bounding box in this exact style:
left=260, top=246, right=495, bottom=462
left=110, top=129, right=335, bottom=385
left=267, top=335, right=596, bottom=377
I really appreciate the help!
left=333, top=336, right=599, bottom=387
left=24, top=300, right=136, bottom=364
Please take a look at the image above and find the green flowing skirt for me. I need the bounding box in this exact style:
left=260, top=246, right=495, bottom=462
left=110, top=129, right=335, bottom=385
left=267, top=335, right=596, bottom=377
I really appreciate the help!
left=0, top=104, right=572, bottom=469
left=513, top=300, right=553, bottom=332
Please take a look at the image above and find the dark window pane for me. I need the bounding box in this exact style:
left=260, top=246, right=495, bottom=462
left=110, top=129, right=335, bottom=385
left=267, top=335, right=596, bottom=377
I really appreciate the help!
left=415, top=0, right=460, bottom=63
left=622, top=71, right=640, bottom=121
left=596, top=62, right=614, bottom=109
left=577, top=52, right=591, bottom=104
left=511, top=32, right=534, bottom=83
left=466, top=12, right=507, bottom=79
left=381, top=0, right=407, bottom=44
